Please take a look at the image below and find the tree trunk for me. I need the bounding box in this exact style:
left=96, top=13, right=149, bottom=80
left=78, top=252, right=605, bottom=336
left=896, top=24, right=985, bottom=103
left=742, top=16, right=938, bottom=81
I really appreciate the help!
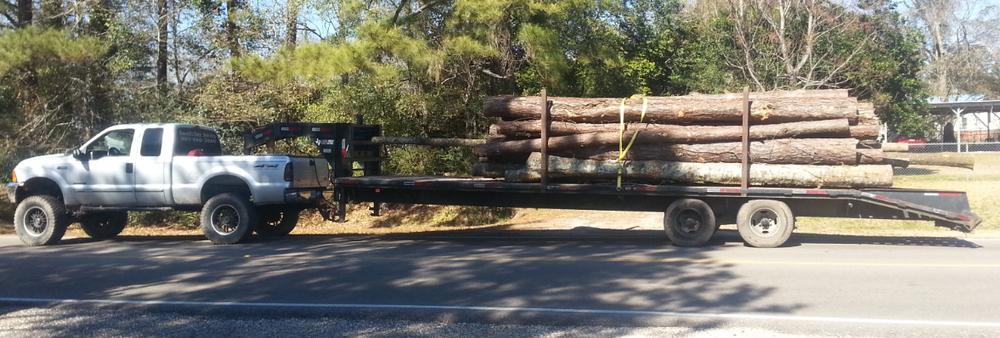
left=226, top=0, right=242, bottom=57
left=372, top=136, right=487, bottom=147
left=472, top=163, right=523, bottom=178
left=478, top=119, right=852, bottom=156
left=156, top=0, right=169, bottom=85
left=484, top=96, right=859, bottom=124
left=285, top=0, right=300, bottom=46
left=884, top=153, right=975, bottom=169
left=545, top=138, right=879, bottom=165
left=491, top=118, right=851, bottom=139
left=510, top=153, right=893, bottom=188
left=16, top=0, right=32, bottom=27
left=878, top=143, right=909, bottom=152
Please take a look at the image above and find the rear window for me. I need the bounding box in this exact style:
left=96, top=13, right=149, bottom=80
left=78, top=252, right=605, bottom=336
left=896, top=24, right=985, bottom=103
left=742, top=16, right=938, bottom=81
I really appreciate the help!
left=175, top=127, right=223, bottom=156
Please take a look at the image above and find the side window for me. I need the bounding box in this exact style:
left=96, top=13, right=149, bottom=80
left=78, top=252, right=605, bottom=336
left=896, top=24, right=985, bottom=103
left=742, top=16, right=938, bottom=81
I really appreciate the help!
left=140, top=128, right=164, bottom=157
left=86, top=129, right=135, bottom=158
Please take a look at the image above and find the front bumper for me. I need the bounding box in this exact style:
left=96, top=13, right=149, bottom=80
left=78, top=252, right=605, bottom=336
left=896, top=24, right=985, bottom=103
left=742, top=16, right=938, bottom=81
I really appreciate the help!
left=7, top=182, right=18, bottom=203
left=283, top=188, right=334, bottom=204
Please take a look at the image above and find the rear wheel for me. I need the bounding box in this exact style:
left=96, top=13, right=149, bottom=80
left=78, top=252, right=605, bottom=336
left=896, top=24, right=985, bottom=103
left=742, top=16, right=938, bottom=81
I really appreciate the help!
left=79, top=211, right=129, bottom=239
left=663, top=199, right=716, bottom=247
left=14, top=195, right=70, bottom=246
left=736, top=200, right=795, bottom=248
left=255, top=208, right=301, bottom=237
left=201, top=193, right=257, bottom=244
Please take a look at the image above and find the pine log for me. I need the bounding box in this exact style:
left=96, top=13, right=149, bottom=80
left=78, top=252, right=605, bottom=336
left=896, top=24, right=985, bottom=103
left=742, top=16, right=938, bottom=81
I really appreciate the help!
left=884, top=153, right=975, bottom=169
left=472, top=163, right=523, bottom=178
left=489, top=119, right=851, bottom=139
left=548, top=138, right=880, bottom=165
left=478, top=119, right=853, bottom=157
left=509, top=153, right=893, bottom=188
left=371, top=137, right=486, bottom=147
left=484, top=96, right=860, bottom=124
left=879, top=143, right=909, bottom=152
left=684, top=89, right=850, bottom=99
left=850, top=117, right=880, bottom=140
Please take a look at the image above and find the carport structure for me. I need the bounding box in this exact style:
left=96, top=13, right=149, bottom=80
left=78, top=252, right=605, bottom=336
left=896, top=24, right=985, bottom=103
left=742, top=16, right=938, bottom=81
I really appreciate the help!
left=929, top=100, right=1000, bottom=152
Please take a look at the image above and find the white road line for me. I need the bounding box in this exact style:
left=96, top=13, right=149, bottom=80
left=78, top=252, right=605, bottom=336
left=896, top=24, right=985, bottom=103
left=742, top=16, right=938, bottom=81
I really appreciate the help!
left=1, top=297, right=998, bottom=328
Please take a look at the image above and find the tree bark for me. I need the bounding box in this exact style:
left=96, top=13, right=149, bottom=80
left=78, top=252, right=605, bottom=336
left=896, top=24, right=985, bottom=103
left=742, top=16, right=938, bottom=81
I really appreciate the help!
left=479, top=119, right=851, bottom=155
left=156, top=0, right=169, bottom=85
left=472, top=163, right=523, bottom=178
left=849, top=117, right=879, bottom=140
left=878, top=143, right=909, bottom=152
left=484, top=96, right=860, bottom=124
left=510, top=153, right=893, bottom=188
left=884, top=153, right=975, bottom=169
left=16, top=0, right=32, bottom=27
left=285, top=0, right=300, bottom=46
left=544, top=138, right=879, bottom=165
left=372, top=136, right=486, bottom=147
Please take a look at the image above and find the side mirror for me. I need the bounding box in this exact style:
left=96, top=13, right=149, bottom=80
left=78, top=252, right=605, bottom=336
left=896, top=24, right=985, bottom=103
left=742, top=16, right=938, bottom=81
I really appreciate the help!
left=72, top=149, right=88, bottom=161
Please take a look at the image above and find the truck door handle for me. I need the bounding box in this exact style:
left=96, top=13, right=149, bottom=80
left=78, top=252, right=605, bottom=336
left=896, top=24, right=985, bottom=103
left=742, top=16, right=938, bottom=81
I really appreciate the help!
left=126, top=163, right=134, bottom=173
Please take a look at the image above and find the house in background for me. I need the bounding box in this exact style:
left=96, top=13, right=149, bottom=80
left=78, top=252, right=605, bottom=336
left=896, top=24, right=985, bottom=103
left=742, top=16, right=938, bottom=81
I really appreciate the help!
left=927, top=100, right=1000, bottom=144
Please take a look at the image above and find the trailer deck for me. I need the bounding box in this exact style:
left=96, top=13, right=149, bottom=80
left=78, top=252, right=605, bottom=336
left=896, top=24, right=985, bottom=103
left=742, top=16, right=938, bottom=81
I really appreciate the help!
left=334, top=176, right=981, bottom=233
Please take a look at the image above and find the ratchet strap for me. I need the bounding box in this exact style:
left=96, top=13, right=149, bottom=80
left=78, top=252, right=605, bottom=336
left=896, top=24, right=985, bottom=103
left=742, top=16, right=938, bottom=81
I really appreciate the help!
left=617, top=95, right=648, bottom=190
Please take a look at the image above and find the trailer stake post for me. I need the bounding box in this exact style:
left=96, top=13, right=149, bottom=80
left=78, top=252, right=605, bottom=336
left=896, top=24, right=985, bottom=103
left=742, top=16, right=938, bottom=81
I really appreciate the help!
left=741, top=86, right=750, bottom=196
left=540, top=89, right=549, bottom=188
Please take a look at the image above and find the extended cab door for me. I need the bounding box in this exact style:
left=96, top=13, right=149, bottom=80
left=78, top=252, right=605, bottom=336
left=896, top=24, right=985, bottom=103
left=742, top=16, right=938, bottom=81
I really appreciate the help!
left=66, top=128, right=138, bottom=206
left=133, top=128, right=172, bottom=206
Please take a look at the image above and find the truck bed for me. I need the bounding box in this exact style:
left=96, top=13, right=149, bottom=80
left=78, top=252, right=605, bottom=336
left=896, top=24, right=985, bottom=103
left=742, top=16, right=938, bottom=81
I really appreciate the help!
left=334, top=175, right=982, bottom=232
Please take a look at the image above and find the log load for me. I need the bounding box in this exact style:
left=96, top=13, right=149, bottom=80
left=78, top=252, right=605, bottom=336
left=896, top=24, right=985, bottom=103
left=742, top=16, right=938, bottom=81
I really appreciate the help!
left=478, top=119, right=852, bottom=156
left=474, top=89, right=890, bottom=188
left=548, top=138, right=883, bottom=165
left=484, top=96, right=860, bottom=124
left=507, top=153, right=894, bottom=188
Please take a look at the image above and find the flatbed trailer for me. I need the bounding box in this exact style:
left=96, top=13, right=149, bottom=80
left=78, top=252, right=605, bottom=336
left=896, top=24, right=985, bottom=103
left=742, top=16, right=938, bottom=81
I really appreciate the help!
left=246, top=121, right=983, bottom=248
left=333, top=176, right=981, bottom=247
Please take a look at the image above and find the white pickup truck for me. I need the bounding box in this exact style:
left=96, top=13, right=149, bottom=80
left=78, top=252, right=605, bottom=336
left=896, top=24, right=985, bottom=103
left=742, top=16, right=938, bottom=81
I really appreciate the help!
left=7, top=123, right=331, bottom=246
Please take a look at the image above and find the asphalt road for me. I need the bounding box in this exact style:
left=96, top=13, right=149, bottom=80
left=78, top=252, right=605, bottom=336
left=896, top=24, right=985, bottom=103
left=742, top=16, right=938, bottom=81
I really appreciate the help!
left=2, top=229, right=999, bottom=337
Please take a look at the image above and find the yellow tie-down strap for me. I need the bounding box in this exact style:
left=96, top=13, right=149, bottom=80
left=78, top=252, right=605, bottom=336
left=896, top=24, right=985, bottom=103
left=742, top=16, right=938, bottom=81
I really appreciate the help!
left=618, top=95, right=648, bottom=190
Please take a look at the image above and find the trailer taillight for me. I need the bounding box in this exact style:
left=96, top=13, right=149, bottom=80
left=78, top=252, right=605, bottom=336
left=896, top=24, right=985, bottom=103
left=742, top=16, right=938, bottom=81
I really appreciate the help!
left=284, top=163, right=294, bottom=182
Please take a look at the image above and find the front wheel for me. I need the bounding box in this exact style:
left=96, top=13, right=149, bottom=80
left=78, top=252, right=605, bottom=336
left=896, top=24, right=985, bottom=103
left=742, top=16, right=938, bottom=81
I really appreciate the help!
left=663, top=199, right=716, bottom=247
left=255, top=208, right=301, bottom=237
left=79, top=211, right=129, bottom=239
left=201, top=193, right=257, bottom=245
left=14, top=195, right=70, bottom=246
left=736, top=200, right=795, bottom=248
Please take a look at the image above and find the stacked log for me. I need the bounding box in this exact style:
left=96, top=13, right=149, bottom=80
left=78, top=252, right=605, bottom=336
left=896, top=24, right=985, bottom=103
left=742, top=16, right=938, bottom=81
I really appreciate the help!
left=476, top=90, right=892, bottom=188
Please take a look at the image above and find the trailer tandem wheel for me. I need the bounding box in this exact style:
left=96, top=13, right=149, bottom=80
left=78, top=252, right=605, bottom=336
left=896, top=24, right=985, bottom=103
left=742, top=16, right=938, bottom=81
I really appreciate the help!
left=663, top=199, right=717, bottom=247
left=737, top=200, right=795, bottom=248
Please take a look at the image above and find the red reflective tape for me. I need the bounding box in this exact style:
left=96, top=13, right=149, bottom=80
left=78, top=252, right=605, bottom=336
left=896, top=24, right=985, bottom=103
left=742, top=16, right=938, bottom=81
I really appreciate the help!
left=558, top=185, right=581, bottom=190
left=262, top=130, right=272, bottom=136
left=288, top=127, right=301, bottom=132
left=939, top=193, right=962, bottom=197
left=637, top=187, right=656, bottom=192
left=341, top=179, right=358, bottom=184
left=320, top=128, right=333, bottom=132
left=958, top=215, right=970, bottom=221
left=875, top=195, right=889, bottom=200
left=414, top=182, right=432, bottom=186
left=720, top=189, right=741, bottom=193
left=806, top=190, right=827, bottom=195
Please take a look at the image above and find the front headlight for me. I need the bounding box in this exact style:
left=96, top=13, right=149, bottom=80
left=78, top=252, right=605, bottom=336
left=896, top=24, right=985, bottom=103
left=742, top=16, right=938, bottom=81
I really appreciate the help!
left=11, top=170, right=16, bottom=183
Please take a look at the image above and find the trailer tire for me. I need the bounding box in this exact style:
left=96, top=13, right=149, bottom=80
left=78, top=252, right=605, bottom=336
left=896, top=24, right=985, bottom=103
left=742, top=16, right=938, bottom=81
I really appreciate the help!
left=79, top=211, right=129, bottom=239
left=14, top=195, right=70, bottom=246
left=737, top=200, right=794, bottom=248
left=201, top=193, right=257, bottom=245
left=255, top=208, right=300, bottom=237
left=663, top=199, right=716, bottom=247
